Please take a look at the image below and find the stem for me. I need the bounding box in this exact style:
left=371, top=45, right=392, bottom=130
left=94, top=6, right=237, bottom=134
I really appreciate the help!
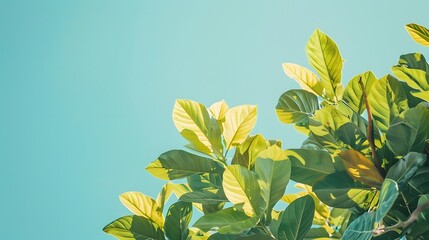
left=401, top=192, right=412, bottom=215
left=358, top=77, right=383, bottom=175
left=373, top=201, right=429, bottom=237
left=258, top=225, right=275, bottom=238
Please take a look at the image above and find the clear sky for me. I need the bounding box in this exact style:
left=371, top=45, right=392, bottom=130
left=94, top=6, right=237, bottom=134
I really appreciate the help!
left=1, top=0, right=428, bottom=239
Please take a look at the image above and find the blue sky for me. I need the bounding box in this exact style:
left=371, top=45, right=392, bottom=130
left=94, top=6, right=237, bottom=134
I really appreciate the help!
left=1, top=1, right=428, bottom=239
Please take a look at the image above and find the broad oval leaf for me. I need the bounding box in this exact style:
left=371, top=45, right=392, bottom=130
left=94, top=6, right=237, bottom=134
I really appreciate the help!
left=165, top=201, right=193, bottom=240
left=119, top=192, right=164, bottom=227
left=306, top=29, right=343, bottom=102
left=386, top=152, right=427, bottom=190
left=409, top=167, right=429, bottom=194
left=223, top=105, right=258, bottom=150
left=368, top=75, right=409, bottom=132
left=255, top=145, right=291, bottom=215
left=179, top=190, right=228, bottom=204
left=193, top=205, right=259, bottom=234
left=232, top=134, right=270, bottom=169
left=209, top=100, right=229, bottom=122
left=341, top=211, right=375, bottom=240
left=276, top=89, right=319, bottom=124
left=187, top=173, right=223, bottom=191
left=343, top=71, right=377, bottom=114
left=285, top=149, right=335, bottom=186
left=375, top=179, right=399, bottom=223
left=156, top=182, right=191, bottom=211
left=146, top=150, right=223, bottom=180
left=277, top=195, right=315, bottom=240
left=282, top=63, right=324, bottom=96
left=223, top=165, right=262, bottom=216
left=392, top=53, right=429, bottom=92
left=103, top=215, right=165, bottom=240
left=313, top=172, right=377, bottom=208
left=406, top=23, right=429, bottom=46
left=338, top=149, right=384, bottom=188
left=173, top=99, right=222, bottom=156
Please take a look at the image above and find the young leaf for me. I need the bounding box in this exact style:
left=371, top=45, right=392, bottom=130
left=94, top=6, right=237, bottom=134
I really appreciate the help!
left=386, top=152, right=427, bottom=189
left=255, top=145, right=291, bottom=216
left=103, top=215, right=165, bottom=240
left=282, top=63, right=324, bottom=96
left=165, top=201, right=193, bottom=240
left=209, top=100, right=229, bottom=122
left=375, top=179, right=399, bottom=223
left=193, top=205, right=259, bottom=234
left=146, top=150, right=223, bottom=180
left=276, top=89, right=319, bottom=124
left=173, top=99, right=222, bottom=156
left=338, top=149, right=384, bottom=188
left=341, top=212, right=375, bottom=240
left=405, top=23, right=429, bottom=46
left=285, top=149, right=335, bottom=186
left=223, top=165, right=262, bottom=216
left=119, top=192, right=164, bottom=227
left=277, top=195, right=315, bottom=240
left=343, top=71, right=377, bottom=114
left=306, top=29, right=343, bottom=102
left=223, top=105, right=258, bottom=150
left=313, top=172, right=377, bottom=208
left=232, top=134, right=270, bottom=169
left=156, top=182, right=191, bottom=211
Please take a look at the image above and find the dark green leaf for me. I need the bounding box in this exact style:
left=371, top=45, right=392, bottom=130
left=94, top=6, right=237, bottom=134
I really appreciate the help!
left=386, top=152, right=427, bottom=189
left=409, top=167, right=429, bottom=194
left=342, top=212, right=375, bottom=240
left=276, top=89, right=319, bottom=124
left=179, top=189, right=228, bottom=204
left=165, top=201, right=192, bottom=240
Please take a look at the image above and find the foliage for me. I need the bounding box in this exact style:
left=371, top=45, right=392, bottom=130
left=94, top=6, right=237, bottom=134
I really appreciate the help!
left=104, top=23, right=429, bottom=239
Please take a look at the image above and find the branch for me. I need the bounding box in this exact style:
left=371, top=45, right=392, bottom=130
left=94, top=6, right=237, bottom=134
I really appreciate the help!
left=358, top=77, right=383, bottom=175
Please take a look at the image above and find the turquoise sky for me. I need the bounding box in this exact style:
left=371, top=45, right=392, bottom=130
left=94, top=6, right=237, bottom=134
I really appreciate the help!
left=1, top=1, right=428, bottom=239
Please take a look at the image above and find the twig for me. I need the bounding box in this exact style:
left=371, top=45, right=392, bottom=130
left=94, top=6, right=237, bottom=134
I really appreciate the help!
left=358, top=77, right=383, bottom=175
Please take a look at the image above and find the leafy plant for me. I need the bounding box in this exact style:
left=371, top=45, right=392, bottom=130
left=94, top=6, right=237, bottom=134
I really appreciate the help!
left=104, top=24, right=429, bottom=239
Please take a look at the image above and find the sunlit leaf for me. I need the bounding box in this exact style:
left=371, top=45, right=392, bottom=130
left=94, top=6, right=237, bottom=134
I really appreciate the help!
left=165, top=201, right=193, bottom=240
left=232, top=134, right=270, bottom=169
left=223, top=165, right=262, bottom=216
left=156, top=182, right=190, bottom=211
left=276, top=89, right=319, bottom=124
left=341, top=212, right=375, bottom=240
left=146, top=150, right=223, bottom=180
left=392, top=53, right=429, bottom=92
left=209, top=100, right=229, bottom=122
left=223, top=105, right=258, bottom=150
left=306, top=29, right=343, bottom=102
left=119, top=192, right=164, bottom=227
left=277, top=195, right=315, bottom=240
left=343, top=71, right=377, bottom=114
left=282, top=63, right=324, bottom=96
left=412, top=90, right=429, bottom=101
left=405, top=23, right=429, bottom=46
left=173, top=99, right=222, bottom=156
left=103, top=215, right=165, bottom=240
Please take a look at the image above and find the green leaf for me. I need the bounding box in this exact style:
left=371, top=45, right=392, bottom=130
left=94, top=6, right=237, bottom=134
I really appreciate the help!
left=412, top=90, right=429, bottom=101
left=156, top=182, right=190, bottom=211
left=313, top=172, right=377, bottom=208
left=328, top=208, right=352, bottom=232
left=209, top=100, right=229, bottom=122
left=338, top=149, right=384, bottom=188
left=386, top=105, right=429, bottom=156
left=232, top=134, right=270, bottom=169
left=119, top=192, right=164, bottom=227
left=146, top=150, right=223, bottom=180
left=343, top=71, right=377, bottom=114
left=341, top=212, right=375, bottom=240
left=277, top=195, right=315, bottom=240
left=276, top=89, right=319, bottom=124
left=164, top=201, right=193, bottom=240
left=173, top=99, right=222, bottom=156
left=282, top=63, right=324, bottom=96
left=304, top=227, right=335, bottom=240
left=223, top=105, right=258, bottom=150
left=285, top=149, right=335, bottom=186
left=223, top=165, right=262, bottom=216
left=306, top=29, right=343, bottom=102
left=409, top=167, right=429, bottom=194
left=375, top=179, right=398, bottom=223
left=405, top=23, right=429, bottom=46
left=193, top=205, right=259, bottom=234
left=103, top=215, right=165, bottom=240
left=386, top=152, right=427, bottom=190
left=409, top=194, right=429, bottom=237
left=179, top=189, right=228, bottom=204
left=254, top=145, right=291, bottom=216
left=392, top=53, right=429, bottom=91
left=187, top=173, right=223, bottom=191
left=368, top=74, right=409, bottom=132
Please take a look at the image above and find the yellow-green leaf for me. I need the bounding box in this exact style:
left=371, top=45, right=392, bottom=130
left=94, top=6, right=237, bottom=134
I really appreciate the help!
left=103, top=215, right=165, bottom=240
left=209, top=100, right=229, bottom=122
left=343, top=71, right=377, bottom=114
left=173, top=99, right=222, bottom=156
left=119, top=192, right=164, bottom=227
left=339, top=150, right=384, bottom=188
left=406, top=23, right=429, bottom=46
left=306, top=29, right=343, bottom=102
left=223, top=105, right=257, bottom=150
left=412, top=90, right=429, bottom=101
left=282, top=63, right=324, bottom=96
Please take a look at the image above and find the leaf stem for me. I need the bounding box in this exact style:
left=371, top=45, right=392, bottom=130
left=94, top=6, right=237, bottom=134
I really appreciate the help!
left=358, top=77, right=383, bottom=175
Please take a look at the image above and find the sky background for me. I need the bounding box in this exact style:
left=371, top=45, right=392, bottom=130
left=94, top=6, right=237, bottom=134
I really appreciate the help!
left=1, top=1, right=429, bottom=239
